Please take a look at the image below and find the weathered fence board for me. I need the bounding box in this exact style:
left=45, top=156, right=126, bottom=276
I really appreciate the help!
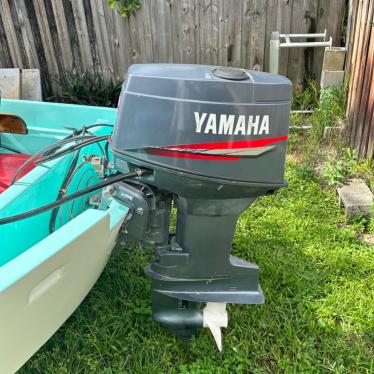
left=0, top=0, right=345, bottom=97
left=346, top=0, right=374, bottom=160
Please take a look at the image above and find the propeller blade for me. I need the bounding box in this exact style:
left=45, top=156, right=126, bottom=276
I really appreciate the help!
left=203, top=302, right=228, bottom=351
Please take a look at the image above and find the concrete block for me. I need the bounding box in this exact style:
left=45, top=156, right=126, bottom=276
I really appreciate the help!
left=337, top=179, right=373, bottom=218
left=323, top=125, right=345, bottom=140
left=322, top=47, right=346, bottom=71
left=21, top=69, right=42, bottom=101
left=363, top=234, right=374, bottom=246
left=321, top=70, right=345, bottom=89
left=0, top=68, right=21, bottom=99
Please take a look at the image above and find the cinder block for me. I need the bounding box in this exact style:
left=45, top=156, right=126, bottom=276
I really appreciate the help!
left=337, top=179, right=373, bottom=218
left=322, top=47, right=346, bottom=71
left=321, top=70, right=345, bottom=89
left=21, top=69, right=42, bottom=101
left=0, top=68, right=21, bottom=99
left=323, top=125, right=345, bottom=140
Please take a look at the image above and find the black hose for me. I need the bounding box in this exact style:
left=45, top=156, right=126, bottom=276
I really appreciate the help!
left=49, top=148, right=81, bottom=233
left=10, top=135, right=97, bottom=186
left=36, top=135, right=110, bottom=164
left=10, top=124, right=113, bottom=185
left=64, top=123, right=113, bottom=135
left=0, top=170, right=148, bottom=225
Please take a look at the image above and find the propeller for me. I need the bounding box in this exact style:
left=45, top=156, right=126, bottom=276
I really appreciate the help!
left=203, top=302, right=228, bottom=351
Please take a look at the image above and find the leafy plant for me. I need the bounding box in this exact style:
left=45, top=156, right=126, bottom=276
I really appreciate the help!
left=50, top=71, right=122, bottom=107
left=292, top=78, right=320, bottom=111
left=321, top=148, right=357, bottom=186
left=108, top=0, right=141, bottom=17
left=311, top=83, right=347, bottom=140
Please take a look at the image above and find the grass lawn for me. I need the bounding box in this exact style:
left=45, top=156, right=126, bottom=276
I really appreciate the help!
left=20, top=159, right=374, bottom=374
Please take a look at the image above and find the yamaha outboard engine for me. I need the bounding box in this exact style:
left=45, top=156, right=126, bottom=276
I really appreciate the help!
left=110, top=64, right=291, bottom=349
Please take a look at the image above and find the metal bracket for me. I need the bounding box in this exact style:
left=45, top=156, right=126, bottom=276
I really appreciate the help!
left=270, top=29, right=333, bottom=75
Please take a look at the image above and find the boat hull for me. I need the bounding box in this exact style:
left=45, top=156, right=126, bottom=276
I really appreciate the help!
left=0, top=201, right=129, bottom=373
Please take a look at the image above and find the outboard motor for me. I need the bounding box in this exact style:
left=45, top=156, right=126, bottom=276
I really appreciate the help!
left=110, top=64, right=291, bottom=349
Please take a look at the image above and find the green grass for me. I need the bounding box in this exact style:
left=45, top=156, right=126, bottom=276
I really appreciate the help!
left=20, top=161, right=374, bottom=374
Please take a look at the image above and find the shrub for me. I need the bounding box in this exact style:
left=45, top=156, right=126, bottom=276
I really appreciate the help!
left=50, top=71, right=122, bottom=107
left=108, top=0, right=141, bottom=17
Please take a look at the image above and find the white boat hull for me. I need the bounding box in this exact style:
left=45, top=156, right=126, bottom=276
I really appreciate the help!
left=0, top=202, right=129, bottom=373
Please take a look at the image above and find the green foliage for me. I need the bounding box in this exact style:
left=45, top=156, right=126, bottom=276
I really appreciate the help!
left=291, top=80, right=347, bottom=134
left=20, top=162, right=374, bottom=374
left=321, top=148, right=357, bottom=186
left=292, top=78, right=320, bottom=111
left=290, top=80, right=349, bottom=164
left=50, top=71, right=122, bottom=107
left=108, top=0, right=141, bottom=17
left=311, top=83, right=347, bottom=139
left=320, top=147, right=374, bottom=190
left=349, top=157, right=374, bottom=190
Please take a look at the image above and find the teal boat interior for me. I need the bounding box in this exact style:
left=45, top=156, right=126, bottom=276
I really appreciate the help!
left=0, top=98, right=124, bottom=273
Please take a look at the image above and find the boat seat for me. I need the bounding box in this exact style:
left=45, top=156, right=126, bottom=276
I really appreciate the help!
left=0, top=153, right=37, bottom=193
left=0, top=113, right=35, bottom=193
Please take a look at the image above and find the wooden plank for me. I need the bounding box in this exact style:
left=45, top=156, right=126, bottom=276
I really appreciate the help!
left=91, top=0, right=114, bottom=79
left=112, top=12, right=133, bottom=79
left=314, top=0, right=345, bottom=84
left=328, top=0, right=346, bottom=46
left=217, top=0, right=242, bottom=67
left=128, top=0, right=154, bottom=63
left=276, top=0, right=293, bottom=76
left=180, top=0, right=197, bottom=63
left=347, top=0, right=364, bottom=121
left=0, top=13, right=13, bottom=68
left=101, top=3, right=132, bottom=81
left=264, top=0, right=279, bottom=72
left=287, top=0, right=318, bottom=93
left=23, top=0, right=52, bottom=96
left=197, top=0, right=216, bottom=64
left=102, top=3, right=120, bottom=79
left=313, top=0, right=330, bottom=84
left=51, top=0, right=73, bottom=71
left=363, top=15, right=374, bottom=159
left=7, top=0, right=30, bottom=68
left=366, top=78, right=374, bottom=159
left=43, top=0, right=66, bottom=79
left=71, top=0, right=94, bottom=70
left=32, top=0, right=59, bottom=79
left=12, top=0, right=40, bottom=68
left=0, top=0, right=23, bottom=67
left=62, top=0, right=84, bottom=75
left=353, top=1, right=374, bottom=156
left=211, top=0, right=219, bottom=65
left=349, top=0, right=369, bottom=147
left=241, top=0, right=267, bottom=71
left=149, top=0, right=173, bottom=63
left=169, top=0, right=182, bottom=63
left=345, top=0, right=359, bottom=82
left=82, top=0, right=101, bottom=72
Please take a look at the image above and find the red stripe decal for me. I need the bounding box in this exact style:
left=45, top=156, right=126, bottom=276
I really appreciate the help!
left=146, top=148, right=239, bottom=161
left=144, top=135, right=288, bottom=161
left=168, top=135, right=288, bottom=150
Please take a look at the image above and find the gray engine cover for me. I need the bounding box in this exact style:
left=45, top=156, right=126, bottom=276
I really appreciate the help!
left=111, top=64, right=291, bottom=195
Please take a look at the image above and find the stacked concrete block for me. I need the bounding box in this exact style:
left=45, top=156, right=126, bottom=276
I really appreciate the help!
left=0, top=68, right=42, bottom=101
left=321, top=47, right=346, bottom=89
left=0, top=69, right=21, bottom=99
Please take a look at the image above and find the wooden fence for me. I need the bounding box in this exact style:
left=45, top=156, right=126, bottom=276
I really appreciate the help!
left=346, top=0, right=374, bottom=160
left=0, top=0, right=345, bottom=97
